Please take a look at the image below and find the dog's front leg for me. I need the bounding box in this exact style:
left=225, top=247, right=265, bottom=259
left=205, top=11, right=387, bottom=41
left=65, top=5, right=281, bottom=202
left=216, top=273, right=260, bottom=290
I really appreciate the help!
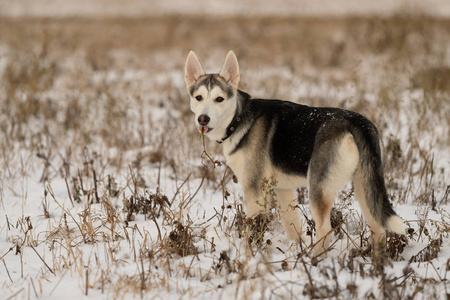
left=276, top=188, right=304, bottom=243
left=243, top=186, right=267, bottom=217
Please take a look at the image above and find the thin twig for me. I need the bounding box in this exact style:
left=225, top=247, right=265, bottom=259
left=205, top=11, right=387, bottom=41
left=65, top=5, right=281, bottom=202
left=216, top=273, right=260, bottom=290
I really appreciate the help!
left=64, top=177, right=74, bottom=207
left=149, top=207, right=162, bottom=242
left=49, top=270, right=68, bottom=296
left=30, top=245, right=54, bottom=274
left=0, top=247, right=13, bottom=260
left=2, top=259, right=13, bottom=283
left=184, top=169, right=208, bottom=209
left=30, top=277, right=38, bottom=298
left=6, top=288, right=24, bottom=300
left=93, top=169, right=99, bottom=203
left=156, top=160, right=161, bottom=194
left=170, top=173, right=191, bottom=206
left=85, top=269, right=89, bottom=296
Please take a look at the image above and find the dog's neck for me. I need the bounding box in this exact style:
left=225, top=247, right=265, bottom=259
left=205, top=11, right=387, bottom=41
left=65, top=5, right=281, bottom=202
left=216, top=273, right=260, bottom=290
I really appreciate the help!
left=216, top=115, right=242, bottom=144
left=216, top=90, right=251, bottom=144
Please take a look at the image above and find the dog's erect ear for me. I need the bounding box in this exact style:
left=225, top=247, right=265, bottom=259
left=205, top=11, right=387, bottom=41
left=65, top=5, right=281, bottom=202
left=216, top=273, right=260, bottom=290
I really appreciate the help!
left=185, top=51, right=205, bottom=87
left=219, top=50, right=240, bottom=88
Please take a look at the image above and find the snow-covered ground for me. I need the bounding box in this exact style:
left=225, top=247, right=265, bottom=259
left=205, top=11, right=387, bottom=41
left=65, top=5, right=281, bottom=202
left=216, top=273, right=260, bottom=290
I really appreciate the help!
left=0, top=10, right=449, bottom=300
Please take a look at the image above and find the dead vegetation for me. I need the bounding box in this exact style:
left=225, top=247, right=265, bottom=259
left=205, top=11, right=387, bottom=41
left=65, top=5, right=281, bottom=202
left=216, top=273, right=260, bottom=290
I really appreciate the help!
left=0, top=14, right=449, bottom=299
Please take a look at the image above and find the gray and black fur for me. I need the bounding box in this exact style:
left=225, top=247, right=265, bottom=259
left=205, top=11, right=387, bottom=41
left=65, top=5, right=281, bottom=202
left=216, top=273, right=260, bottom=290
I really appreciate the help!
left=232, top=91, right=397, bottom=224
left=185, top=51, right=405, bottom=256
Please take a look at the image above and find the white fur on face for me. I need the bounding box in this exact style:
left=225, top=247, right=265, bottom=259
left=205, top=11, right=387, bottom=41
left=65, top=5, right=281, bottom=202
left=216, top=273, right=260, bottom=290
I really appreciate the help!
left=190, top=85, right=237, bottom=141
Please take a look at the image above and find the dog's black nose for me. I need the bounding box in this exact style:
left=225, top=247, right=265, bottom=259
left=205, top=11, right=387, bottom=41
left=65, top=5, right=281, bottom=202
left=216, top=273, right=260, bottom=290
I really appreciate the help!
left=198, top=115, right=210, bottom=126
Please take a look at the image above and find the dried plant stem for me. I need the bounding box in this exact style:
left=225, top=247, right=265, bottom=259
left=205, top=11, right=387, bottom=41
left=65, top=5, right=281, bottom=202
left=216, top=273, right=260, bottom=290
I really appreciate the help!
left=31, top=245, right=54, bottom=274
left=2, top=259, right=13, bottom=283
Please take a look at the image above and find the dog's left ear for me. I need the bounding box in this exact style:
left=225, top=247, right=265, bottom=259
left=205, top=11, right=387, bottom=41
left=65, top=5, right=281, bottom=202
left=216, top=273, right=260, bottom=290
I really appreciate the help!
left=219, top=50, right=240, bottom=88
left=185, top=51, right=205, bottom=87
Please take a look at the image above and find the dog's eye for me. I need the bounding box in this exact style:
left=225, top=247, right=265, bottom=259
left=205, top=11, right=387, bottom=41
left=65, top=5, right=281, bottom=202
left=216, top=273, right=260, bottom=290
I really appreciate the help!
left=215, top=97, right=224, bottom=103
left=195, top=95, right=203, bottom=101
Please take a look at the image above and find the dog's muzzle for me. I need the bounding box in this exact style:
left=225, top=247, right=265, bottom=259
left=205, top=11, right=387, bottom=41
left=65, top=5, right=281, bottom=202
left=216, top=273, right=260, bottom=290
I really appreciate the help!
left=197, top=115, right=213, bottom=133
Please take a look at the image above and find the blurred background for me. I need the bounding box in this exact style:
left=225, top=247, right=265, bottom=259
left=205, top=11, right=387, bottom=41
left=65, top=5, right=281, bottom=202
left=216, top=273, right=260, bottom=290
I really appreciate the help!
left=2, top=0, right=450, bottom=17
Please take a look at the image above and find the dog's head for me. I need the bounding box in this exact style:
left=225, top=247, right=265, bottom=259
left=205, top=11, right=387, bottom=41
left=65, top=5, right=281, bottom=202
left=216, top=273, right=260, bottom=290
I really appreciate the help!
left=184, top=51, right=240, bottom=141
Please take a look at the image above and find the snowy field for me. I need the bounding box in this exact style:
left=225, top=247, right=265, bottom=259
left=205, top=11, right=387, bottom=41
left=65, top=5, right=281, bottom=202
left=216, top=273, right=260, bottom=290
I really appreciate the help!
left=0, top=4, right=450, bottom=300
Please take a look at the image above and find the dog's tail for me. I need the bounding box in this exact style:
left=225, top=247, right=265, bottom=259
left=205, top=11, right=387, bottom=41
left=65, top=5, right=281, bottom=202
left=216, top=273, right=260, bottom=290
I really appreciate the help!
left=349, top=118, right=405, bottom=236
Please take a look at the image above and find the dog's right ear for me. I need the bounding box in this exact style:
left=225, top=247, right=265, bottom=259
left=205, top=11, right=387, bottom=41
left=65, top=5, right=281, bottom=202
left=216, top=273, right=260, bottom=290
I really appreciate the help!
left=185, top=51, right=205, bottom=87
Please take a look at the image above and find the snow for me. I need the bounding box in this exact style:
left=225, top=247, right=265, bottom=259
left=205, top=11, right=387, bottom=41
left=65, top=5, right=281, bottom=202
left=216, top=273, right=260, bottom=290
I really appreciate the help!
left=0, top=4, right=449, bottom=299
left=1, top=135, right=448, bottom=299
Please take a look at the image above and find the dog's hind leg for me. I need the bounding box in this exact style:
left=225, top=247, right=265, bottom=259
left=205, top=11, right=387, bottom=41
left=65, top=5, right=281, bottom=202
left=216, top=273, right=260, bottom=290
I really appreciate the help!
left=353, top=168, right=385, bottom=249
left=308, top=132, right=360, bottom=257
left=308, top=187, right=333, bottom=256
left=276, top=188, right=303, bottom=242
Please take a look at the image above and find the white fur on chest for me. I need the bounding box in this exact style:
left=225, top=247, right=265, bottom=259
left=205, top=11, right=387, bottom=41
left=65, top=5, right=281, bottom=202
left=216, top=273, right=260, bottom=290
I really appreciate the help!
left=222, top=134, right=248, bottom=183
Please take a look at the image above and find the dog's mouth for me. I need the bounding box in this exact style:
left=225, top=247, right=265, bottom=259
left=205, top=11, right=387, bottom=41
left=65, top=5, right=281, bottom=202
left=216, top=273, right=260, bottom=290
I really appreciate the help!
left=198, top=126, right=213, bottom=134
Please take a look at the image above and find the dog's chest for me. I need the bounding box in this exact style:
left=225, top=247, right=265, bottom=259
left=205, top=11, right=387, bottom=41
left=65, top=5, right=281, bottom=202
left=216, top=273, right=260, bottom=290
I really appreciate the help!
left=222, top=140, right=249, bottom=181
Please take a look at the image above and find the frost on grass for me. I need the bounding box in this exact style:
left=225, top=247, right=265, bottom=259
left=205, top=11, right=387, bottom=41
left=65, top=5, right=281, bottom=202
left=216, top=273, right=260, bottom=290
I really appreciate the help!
left=0, top=16, right=449, bottom=299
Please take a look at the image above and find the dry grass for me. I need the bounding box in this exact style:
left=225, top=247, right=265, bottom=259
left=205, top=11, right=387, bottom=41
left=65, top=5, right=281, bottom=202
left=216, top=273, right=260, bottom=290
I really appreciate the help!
left=0, top=14, right=449, bottom=299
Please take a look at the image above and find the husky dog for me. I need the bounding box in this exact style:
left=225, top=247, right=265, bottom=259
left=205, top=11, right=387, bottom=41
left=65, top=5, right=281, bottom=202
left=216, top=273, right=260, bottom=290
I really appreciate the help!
left=184, top=50, right=405, bottom=255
